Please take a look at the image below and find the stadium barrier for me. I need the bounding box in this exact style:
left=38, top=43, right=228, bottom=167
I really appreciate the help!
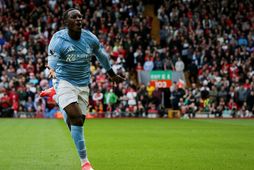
left=17, top=111, right=35, bottom=118
left=168, top=109, right=181, bottom=118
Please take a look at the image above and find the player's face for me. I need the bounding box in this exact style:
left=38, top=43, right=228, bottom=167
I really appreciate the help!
left=66, top=10, right=83, bottom=32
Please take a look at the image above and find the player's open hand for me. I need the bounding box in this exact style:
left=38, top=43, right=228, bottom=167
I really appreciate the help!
left=107, top=68, right=126, bottom=83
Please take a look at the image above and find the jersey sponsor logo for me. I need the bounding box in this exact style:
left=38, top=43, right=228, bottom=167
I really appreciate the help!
left=66, top=53, right=91, bottom=62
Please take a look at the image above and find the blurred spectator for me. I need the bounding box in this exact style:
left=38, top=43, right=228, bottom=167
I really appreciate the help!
left=92, top=89, right=104, bottom=114
left=246, top=90, right=254, bottom=115
left=228, top=98, right=238, bottom=117
left=175, top=57, right=185, bottom=72
left=34, top=95, right=46, bottom=118
left=143, top=57, right=154, bottom=71
left=104, top=88, right=118, bottom=118
left=45, top=105, right=59, bottom=118
left=0, top=89, right=13, bottom=117
left=24, top=96, right=35, bottom=113
left=153, top=53, right=163, bottom=70
left=188, top=60, right=198, bottom=84
left=9, top=87, right=19, bottom=117
left=152, top=87, right=162, bottom=107
left=126, top=87, right=137, bottom=116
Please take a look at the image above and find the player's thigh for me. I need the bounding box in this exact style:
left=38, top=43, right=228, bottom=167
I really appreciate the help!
left=78, top=86, right=89, bottom=115
left=55, top=80, right=78, bottom=110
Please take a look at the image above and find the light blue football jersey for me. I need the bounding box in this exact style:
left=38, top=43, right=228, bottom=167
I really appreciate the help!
left=48, top=29, right=111, bottom=86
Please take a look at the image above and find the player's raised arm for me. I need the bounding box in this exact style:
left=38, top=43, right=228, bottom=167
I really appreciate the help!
left=93, top=39, right=125, bottom=83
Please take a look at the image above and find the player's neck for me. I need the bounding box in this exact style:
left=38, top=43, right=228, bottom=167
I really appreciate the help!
left=68, top=30, right=81, bottom=40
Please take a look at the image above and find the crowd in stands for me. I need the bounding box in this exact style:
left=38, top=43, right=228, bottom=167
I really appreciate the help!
left=0, top=0, right=254, bottom=118
left=157, top=0, right=254, bottom=118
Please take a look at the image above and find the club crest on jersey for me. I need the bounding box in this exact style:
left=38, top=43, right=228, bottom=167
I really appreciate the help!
left=85, top=48, right=92, bottom=54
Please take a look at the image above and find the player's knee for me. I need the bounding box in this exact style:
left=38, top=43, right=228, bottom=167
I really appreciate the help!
left=64, top=102, right=86, bottom=126
left=70, top=119, right=83, bottom=126
left=69, top=115, right=86, bottom=126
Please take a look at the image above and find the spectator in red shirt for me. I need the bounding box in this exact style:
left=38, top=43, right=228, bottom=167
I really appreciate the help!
left=9, top=87, right=19, bottom=116
left=0, top=90, right=13, bottom=117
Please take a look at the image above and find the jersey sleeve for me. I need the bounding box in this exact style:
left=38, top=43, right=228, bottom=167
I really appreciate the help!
left=47, top=34, right=62, bottom=70
left=94, top=44, right=112, bottom=71
left=89, top=32, right=111, bottom=71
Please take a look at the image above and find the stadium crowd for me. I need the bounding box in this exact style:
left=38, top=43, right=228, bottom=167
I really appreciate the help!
left=0, top=0, right=254, bottom=118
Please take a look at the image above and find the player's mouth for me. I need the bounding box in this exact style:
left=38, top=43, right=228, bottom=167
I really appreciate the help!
left=76, top=22, right=82, bottom=29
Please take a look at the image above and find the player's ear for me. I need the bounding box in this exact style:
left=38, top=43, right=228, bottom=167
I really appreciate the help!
left=63, top=14, right=68, bottom=26
left=64, top=19, right=68, bottom=27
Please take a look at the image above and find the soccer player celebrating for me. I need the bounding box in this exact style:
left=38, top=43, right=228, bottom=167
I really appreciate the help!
left=44, top=8, right=125, bottom=170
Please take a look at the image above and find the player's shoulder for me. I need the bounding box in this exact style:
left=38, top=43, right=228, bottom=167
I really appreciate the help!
left=49, top=29, right=67, bottom=48
left=82, top=29, right=99, bottom=42
left=52, top=29, right=68, bottom=39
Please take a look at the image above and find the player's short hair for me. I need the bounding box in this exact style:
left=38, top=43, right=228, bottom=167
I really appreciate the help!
left=63, top=8, right=78, bottom=21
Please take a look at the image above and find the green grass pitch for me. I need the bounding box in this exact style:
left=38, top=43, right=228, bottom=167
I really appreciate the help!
left=0, top=119, right=254, bottom=170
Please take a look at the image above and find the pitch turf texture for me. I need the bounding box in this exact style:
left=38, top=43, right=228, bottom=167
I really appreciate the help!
left=0, top=119, right=254, bottom=170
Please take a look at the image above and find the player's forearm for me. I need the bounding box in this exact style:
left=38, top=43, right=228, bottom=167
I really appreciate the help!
left=47, top=55, right=58, bottom=78
left=94, top=44, right=125, bottom=82
left=94, top=45, right=111, bottom=71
